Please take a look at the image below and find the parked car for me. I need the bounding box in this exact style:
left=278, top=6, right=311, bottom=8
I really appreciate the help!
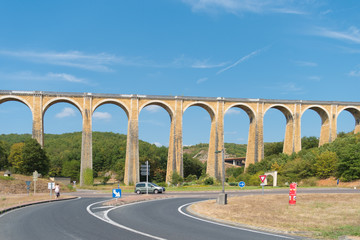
left=135, top=182, right=165, bottom=194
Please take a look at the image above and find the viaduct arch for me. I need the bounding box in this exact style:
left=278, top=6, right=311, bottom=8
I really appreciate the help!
left=1, top=90, right=360, bottom=186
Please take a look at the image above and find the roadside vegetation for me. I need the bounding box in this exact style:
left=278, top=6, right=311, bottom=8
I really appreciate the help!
left=0, top=132, right=360, bottom=188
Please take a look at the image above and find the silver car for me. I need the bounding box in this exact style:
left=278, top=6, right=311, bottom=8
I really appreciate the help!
left=135, top=182, right=165, bottom=194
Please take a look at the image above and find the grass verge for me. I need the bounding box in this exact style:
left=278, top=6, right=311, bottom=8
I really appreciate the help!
left=189, top=193, right=360, bottom=239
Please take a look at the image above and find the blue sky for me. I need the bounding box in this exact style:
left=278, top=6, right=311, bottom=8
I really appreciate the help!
left=0, top=0, right=359, bottom=147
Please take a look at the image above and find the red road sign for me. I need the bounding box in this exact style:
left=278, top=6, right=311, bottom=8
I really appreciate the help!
left=259, top=175, right=266, bottom=183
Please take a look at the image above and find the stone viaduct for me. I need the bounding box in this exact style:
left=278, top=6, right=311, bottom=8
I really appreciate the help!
left=1, top=90, right=360, bottom=186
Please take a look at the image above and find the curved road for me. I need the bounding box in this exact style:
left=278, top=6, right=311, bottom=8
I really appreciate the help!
left=0, top=188, right=357, bottom=240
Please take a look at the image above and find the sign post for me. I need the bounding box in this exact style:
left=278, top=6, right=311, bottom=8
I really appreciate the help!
left=289, top=182, right=297, bottom=205
left=259, top=175, right=266, bottom=195
left=33, top=171, right=38, bottom=195
left=141, top=161, right=150, bottom=195
left=25, top=181, right=31, bottom=195
left=48, top=182, right=55, bottom=198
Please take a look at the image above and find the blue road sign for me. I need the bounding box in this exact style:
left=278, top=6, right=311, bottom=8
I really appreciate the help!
left=239, top=181, right=245, bottom=188
left=112, top=189, right=121, bottom=198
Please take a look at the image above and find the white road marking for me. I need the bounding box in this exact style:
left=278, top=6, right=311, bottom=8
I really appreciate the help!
left=91, top=206, right=114, bottom=210
left=87, top=199, right=167, bottom=240
left=178, top=201, right=295, bottom=240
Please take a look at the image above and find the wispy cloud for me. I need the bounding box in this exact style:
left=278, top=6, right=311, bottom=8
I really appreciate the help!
left=217, top=47, right=266, bottom=74
left=295, top=61, right=318, bottom=67
left=281, top=82, right=303, bottom=93
left=0, top=71, right=89, bottom=84
left=154, top=142, right=163, bottom=147
left=47, top=73, right=87, bottom=83
left=93, top=112, right=112, bottom=120
left=308, top=76, right=321, bottom=81
left=0, top=50, right=158, bottom=72
left=225, top=108, right=241, bottom=115
left=172, top=55, right=226, bottom=69
left=267, top=82, right=304, bottom=94
left=349, top=70, right=360, bottom=77
left=56, top=107, right=77, bottom=118
left=196, top=77, right=208, bottom=84
left=314, top=26, right=360, bottom=44
left=145, top=105, right=162, bottom=113
left=182, top=0, right=308, bottom=15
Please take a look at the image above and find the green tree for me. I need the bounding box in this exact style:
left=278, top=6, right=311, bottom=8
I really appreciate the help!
left=171, top=172, right=183, bottom=186
left=183, top=153, right=204, bottom=178
left=264, top=142, right=283, bottom=157
left=62, top=160, right=80, bottom=181
left=21, top=139, right=49, bottom=175
left=0, top=140, right=9, bottom=170
left=315, top=151, right=338, bottom=179
left=8, top=142, right=25, bottom=172
left=301, top=136, right=319, bottom=150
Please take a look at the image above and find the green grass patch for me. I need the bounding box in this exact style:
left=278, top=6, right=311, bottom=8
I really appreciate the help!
left=0, top=176, right=15, bottom=181
left=313, top=225, right=360, bottom=239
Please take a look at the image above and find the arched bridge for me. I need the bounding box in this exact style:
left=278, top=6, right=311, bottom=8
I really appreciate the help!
left=1, top=90, right=359, bottom=186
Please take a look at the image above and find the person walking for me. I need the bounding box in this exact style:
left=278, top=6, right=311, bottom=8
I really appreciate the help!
left=54, top=183, right=60, bottom=199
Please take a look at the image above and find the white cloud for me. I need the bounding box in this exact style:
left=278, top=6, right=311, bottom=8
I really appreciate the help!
left=93, top=112, right=112, bottom=120
left=349, top=70, right=360, bottom=77
left=145, top=105, right=162, bottom=113
left=295, top=61, right=318, bottom=67
left=182, top=0, right=308, bottom=15
left=225, top=108, right=241, bottom=115
left=0, top=50, right=157, bottom=72
left=0, top=71, right=89, bottom=84
left=154, top=142, right=163, bottom=147
left=56, top=107, right=77, bottom=118
left=217, top=47, right=266, bottom=74
left=172, top=55, right=226, bottom=69
left=282, top=82, right=303, bottom=93
left=47, top=73, right=87, bottom=83
left=315, top=26, right=360, bottom=44
left=196, top=77, right=208, bottom=84
left=308, top=76, right=321, bottom=81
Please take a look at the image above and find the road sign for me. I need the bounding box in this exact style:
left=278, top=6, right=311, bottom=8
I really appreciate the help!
left=238, top=181, right=245, bottom=188
left=33, top=171, right=38, bottom=181
left=259, top=175, right=266, bottom=183
left=112, top=189, right=121, bottom=198
left=48, top=182, right=55, bottom=190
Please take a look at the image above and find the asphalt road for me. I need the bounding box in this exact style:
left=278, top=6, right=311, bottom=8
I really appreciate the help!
left=104, top=197, right=300, bottom=240
left=0, top=188, right=358, bottom=240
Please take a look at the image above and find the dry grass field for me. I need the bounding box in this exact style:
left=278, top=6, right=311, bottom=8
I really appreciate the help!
left=0, top=193, right=74, bottom=211
left=190, top=194, right=360, bottom=239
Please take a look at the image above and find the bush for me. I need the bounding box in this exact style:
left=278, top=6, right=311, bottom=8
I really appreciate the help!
left=204, top=177, right=214, bottom=185
left=300, top=177, right=318, bottom=187
left=102, top=176, right=111, bottom=185
left=185, top=174, right=197, bottom=182
left=83, top=168, right=93, bottom=186
left=171, top=172, right=183, bottom=186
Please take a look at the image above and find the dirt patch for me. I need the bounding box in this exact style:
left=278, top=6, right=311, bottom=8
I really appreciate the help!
left=317, top=177, right=360, bottom=188
left=190, top=194, right=360, bottom=239
left=0, top=172, right=71, bottom=194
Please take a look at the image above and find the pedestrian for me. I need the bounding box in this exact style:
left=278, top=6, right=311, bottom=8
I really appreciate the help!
left=54, top=183, right=60, bottom=199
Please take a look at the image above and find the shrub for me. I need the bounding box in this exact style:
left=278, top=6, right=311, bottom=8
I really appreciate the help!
left=83, top=168, right=93, bottom=186
left=204, top=177, right=214, bottom=185
left=171, top=172, right=183, bottom=186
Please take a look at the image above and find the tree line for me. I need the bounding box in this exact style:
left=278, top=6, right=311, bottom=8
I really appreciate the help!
left=1, top=132, right=358, bottom=185
left=0, top=132, right=205, bottom=183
